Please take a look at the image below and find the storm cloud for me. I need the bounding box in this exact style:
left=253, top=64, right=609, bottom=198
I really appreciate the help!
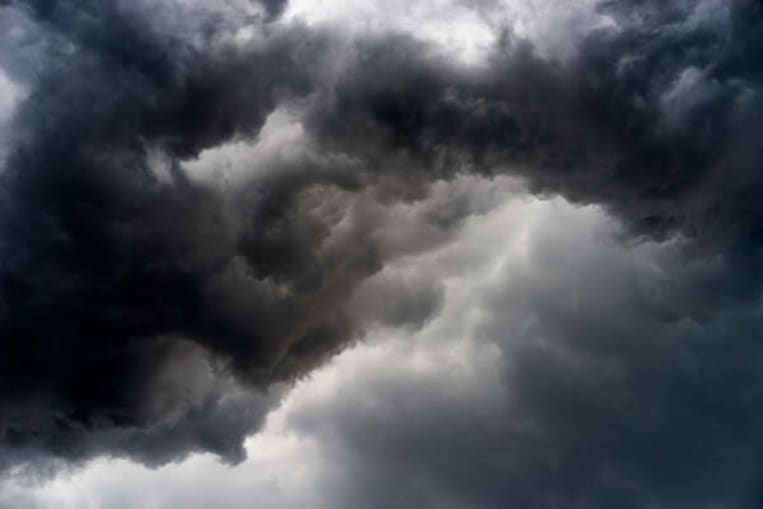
left=0, top=0, right=762, bottom=506
left=6, top=189, right=763, bottom=508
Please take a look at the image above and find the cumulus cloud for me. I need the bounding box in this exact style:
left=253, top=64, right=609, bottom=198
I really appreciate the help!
left=0, top=3, right=761, bottom=504
left=277, top=194, right=763, bottom=509
left=7, top=189, right=763, bottom=508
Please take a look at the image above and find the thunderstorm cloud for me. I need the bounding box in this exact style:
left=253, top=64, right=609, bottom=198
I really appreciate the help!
left=0, top=0, right=762, bottom=507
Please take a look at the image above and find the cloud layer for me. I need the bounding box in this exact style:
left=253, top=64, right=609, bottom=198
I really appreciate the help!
left=0, top=3, right=762, bottom=506
left=6, top=188, right=763, bottom=508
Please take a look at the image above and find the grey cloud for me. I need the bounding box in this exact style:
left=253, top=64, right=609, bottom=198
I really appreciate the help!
left=0, top=0, right=340, bottom=468
left=3, top=184, right=763, bottom=508
left=0, top=0, right=762, bottom=486
left=280, top=197, right=763, bottom=509
left=308, top=0, right=762, bottom=257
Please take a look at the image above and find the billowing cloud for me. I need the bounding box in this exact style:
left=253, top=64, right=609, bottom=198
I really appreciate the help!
left=6, top=189, right=763, bottom=508
left=276, top=193, right=763, bottom=509
left=0, top=2, right=761, bottom=504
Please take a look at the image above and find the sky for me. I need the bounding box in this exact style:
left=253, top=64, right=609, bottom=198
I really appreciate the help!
left=0, top=0, right=762, bottom=507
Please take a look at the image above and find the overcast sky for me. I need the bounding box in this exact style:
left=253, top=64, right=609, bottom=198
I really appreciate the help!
left=1, top=0, right=762, bottom=508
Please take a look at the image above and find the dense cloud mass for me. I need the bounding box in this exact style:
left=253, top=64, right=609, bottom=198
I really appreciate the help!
left=278, top=196, right=763, bottom=509
left=6, top=191, right=763, bottom=509
left=0, top=0, right=762, bottom=506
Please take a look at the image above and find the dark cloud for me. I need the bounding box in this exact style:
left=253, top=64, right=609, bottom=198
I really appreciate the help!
left=0, top=0, right=762, bottom=498
left=0, top=0, right=362, bottom=467
left=0, top=0, right=472, bottom=466
left=310, top=0, right=763, bottom=259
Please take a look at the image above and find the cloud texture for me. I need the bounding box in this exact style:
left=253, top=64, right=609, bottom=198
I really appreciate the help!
left=0, top=1, right=762, bottom=506
left=6, top=188, right=763, bottom=508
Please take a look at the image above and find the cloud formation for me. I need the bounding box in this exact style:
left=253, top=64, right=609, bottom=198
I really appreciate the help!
left=6, top=189, right=763, bottom=508
left=0, top=1, right=761, bottom=498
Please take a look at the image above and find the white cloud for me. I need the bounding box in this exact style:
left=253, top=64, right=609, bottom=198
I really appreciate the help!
left=285, top=0, right=495, bottom=65
left=180, top=109, right=308, bottom=186
left=283, top=0, right=613, bottom=64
